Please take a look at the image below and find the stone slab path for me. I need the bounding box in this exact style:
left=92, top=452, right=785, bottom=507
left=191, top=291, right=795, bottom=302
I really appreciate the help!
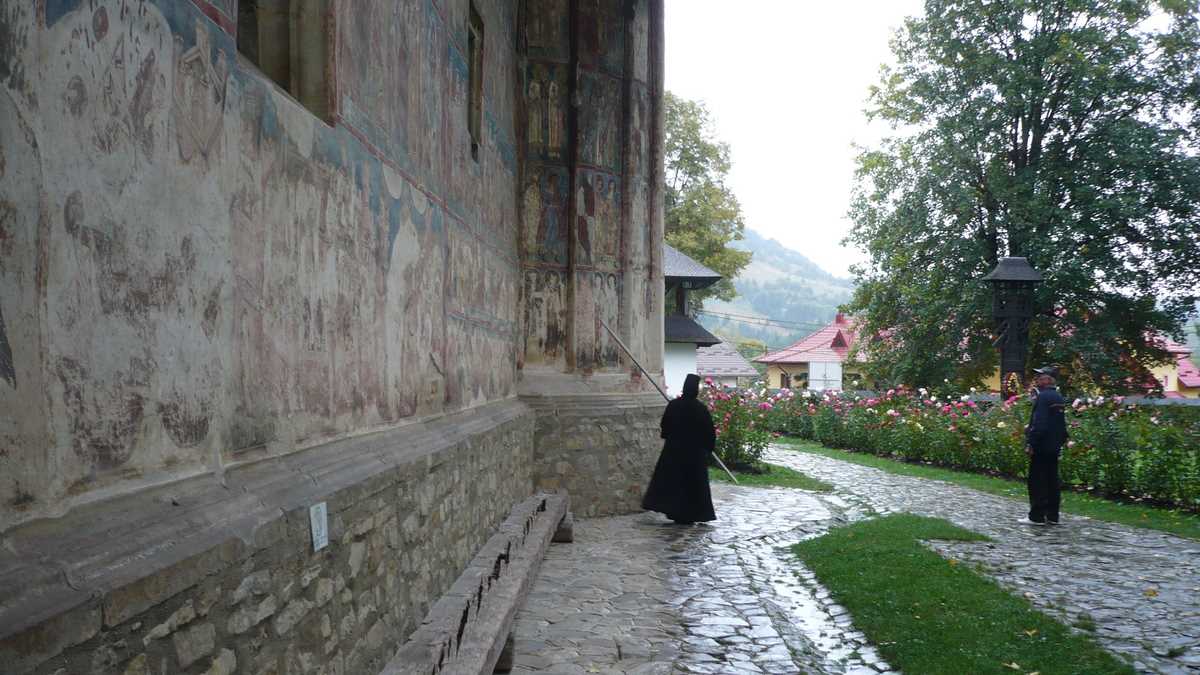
left=510, top=483, right=887, bottom=674
left=511, top=445, right=1200, bottom=674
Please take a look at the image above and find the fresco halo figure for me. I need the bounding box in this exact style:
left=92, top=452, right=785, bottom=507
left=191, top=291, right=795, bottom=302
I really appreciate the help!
left=642, top=373, right=717, bottom=525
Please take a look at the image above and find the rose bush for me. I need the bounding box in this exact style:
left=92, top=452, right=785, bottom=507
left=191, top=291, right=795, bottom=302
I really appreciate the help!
left=699, top=381, right=772, bottom=471
left=700, top=383, right=1200, bottom=509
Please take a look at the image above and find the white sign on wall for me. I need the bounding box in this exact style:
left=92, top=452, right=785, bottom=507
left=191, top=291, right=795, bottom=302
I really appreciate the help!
left=310, top=502, right=329, bottom=552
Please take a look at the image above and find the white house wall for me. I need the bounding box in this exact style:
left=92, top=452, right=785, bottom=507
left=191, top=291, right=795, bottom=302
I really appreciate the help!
left=664, top=342, right=697, bottom=396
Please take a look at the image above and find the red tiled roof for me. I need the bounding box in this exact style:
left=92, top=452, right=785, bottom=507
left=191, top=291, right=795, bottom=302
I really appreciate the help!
left=1178, top=357, right=1200, bottom=389
left=755, top=314, right=859, bottom=365
left=1165, top=339, right=1194, bottom=356
left=1148, top=333, right=1194, bottom=356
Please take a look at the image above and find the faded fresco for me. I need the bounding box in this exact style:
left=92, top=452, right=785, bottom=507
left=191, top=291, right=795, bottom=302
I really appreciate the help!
left=525, top=0, right=570, bottom=62
left=525, top=63, right=569, bottom=162
left=336, top=0, right=420, bottom=166
left=0, top=0, right=523, bottom=529
left=0, top=0, right=661, bottom=529
left=523, top=165, right=570, bottom=265
left=575, top=168, right=622, bottom=269
left=578, top=71, right=622, bottom=172
left=578, top=0, right=625, bottom=74
left=573, top=271, right=622, bottom=370
left=521, top=270, right=569, bottom=369
left=520, top=0, right=662, bottom=375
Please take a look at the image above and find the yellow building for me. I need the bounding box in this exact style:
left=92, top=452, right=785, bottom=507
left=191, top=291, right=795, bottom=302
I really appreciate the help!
left=1153, top=341, right=1200, bottom=398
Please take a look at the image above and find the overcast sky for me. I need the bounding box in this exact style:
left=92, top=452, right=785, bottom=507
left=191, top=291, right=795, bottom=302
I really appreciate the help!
left=664, top=0, right=927, bottom=279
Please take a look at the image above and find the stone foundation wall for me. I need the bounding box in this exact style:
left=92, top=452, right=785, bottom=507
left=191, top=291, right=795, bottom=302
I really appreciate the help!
left=524, top=393, right=665, bottom=517
left=0, top=400, right=535, bottom=675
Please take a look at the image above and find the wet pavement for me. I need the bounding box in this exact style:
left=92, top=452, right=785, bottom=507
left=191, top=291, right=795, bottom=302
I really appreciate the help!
left=770, top=447, right=1200, bottom=675
left=510, top=445, right=1200, bottom=674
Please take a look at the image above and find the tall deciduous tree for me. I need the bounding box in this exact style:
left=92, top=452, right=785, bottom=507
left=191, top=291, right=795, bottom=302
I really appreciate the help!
left=664, top=92, right=752, bottom=306
left=847, top=0, right=1200, bottom=392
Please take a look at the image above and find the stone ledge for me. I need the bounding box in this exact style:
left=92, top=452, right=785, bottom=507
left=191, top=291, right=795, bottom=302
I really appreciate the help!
left=0, top=399, right=534, bottom=673
left=382, top=493, right=570, bottom=675
left=520, top=391, right=667, bottom=412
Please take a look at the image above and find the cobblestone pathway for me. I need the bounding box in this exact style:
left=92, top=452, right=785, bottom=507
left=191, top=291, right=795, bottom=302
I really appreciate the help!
left=769, top=446, right=1200, bottom=675
left=511, top=445, right=1200, bottom=674
left=511, top=482, right=889, bottom=674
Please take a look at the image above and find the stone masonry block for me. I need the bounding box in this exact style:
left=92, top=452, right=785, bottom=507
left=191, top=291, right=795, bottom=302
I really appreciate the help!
left=273, top=598, right=314, bottom=637
left=172, top=622, right=216, bottom=669
left=203, top=649, right=237, bottom=675
left=0, top=602, right=101, bottom=675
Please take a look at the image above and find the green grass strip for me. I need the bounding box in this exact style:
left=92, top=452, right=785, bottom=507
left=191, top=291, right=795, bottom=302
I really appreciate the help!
left=793, top=514, right=1134, bottom=675
left=709, top=461, right=833, bottom=492
left=779, top=438, right=1200, bottom=541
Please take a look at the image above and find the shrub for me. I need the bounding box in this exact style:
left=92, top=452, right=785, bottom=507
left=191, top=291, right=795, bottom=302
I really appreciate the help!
left=701, top=385, right=772, bottom=471
left=732, top=386, right=1200, bottom=511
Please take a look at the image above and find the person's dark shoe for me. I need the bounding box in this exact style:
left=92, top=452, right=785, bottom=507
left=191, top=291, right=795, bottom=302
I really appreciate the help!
left=1018, top=517, right=1046, bottom=526
left=1046, top=517, right=1061, bottom=525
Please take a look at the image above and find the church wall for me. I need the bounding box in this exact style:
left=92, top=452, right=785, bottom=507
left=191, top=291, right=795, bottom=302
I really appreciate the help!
left=0, top=1, right=543, bottom=672
left=0, top=0, right=669, bottom=669
left=0, top=0, right=522, bottom=531
left=517, top=0, right=667, bottom=513
left=518, top=0, right=662, bottom=378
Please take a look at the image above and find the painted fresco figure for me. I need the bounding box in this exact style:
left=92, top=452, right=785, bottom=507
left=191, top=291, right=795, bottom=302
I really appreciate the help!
left=527, top=78, right=543, bottom=154
left=597, top=177, right=618, bottom=260
left=577, top=174, right=595, bottom=264
left=1021, top=366, right=1068, bottom=526
left=536, top=172, right=567, bottom=263
left=547, top=80, right=563, bottom=158
left=603, top=273, right=619, bottom=364
left=597, top=79, right=618, bottom=168
left=642, top=374, right=717, bottom=525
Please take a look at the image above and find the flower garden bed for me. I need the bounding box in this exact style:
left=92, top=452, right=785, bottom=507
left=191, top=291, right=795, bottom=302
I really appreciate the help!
left=701, top=382, right=1200, bottom=511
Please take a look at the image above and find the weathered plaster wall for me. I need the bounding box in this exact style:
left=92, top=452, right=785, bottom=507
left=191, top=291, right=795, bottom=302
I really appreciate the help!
left=0, top=0, right=523, bottom=530
left=518, top=0, right=664, bottom=382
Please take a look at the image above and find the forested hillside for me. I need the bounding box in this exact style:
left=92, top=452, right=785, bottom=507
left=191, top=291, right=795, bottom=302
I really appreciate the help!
left=697, top=229, right=854, bottom=351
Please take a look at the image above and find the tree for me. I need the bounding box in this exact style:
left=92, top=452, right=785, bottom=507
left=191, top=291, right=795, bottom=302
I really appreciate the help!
left=664, top=92, right=752, bottom=306
left=846, top=0, right=1200, bottom=392
left=732, top=337, right=770, bottom=379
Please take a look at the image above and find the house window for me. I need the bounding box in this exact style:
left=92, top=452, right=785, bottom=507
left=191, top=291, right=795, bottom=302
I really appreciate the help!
left=238, top=0, right=330, bottom=121
left=779, top=372, right=789, bottom=389
left=467, top=3, right=485, bottom=161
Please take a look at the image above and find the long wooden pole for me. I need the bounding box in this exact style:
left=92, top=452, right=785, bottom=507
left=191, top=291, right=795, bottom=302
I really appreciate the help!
left=599, top=320, right=738, bottom=484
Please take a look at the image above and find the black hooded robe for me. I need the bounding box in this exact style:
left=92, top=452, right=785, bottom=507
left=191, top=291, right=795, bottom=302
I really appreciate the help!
left=641, top=374, right=717, bottom=523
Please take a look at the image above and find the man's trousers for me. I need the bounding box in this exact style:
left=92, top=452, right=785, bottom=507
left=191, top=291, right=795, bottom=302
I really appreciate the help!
left=1027, top=452, right=1061, bottom=523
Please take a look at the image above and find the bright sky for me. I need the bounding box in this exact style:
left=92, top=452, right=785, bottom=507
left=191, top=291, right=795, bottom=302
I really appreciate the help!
left=664, top=0, right=926, bottom=279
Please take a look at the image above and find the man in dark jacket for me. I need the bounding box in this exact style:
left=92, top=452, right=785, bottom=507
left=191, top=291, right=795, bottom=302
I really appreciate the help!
left=1022, top=367, right=1069, bottom=525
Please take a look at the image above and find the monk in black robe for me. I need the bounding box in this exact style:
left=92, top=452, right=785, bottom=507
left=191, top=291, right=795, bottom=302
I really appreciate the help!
left=642, top=374, right=717, bottom=524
